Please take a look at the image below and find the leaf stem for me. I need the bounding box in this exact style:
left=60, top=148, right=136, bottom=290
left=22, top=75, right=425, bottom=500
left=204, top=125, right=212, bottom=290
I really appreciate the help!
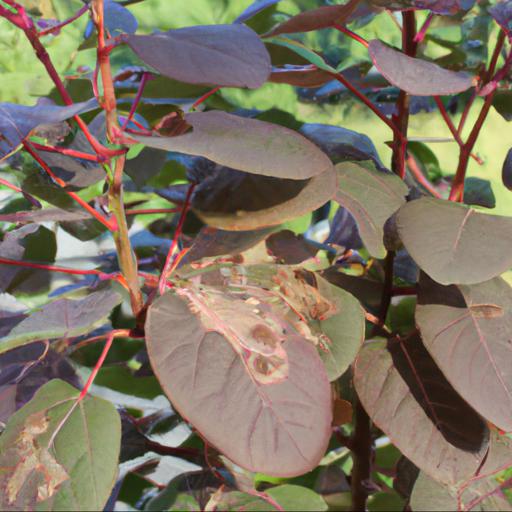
left=158, top=184, right=195, bottom=295
left=405, top=153, right=442, bottom=198
left=191, top=86, right=221, bottom=110
left=121, top=72, right=150, bottom=130
left=37, top=3, right=90, bottom=37
left=29, top=142, right=109, bottom=162
left=22, top=141, right=117, bottom=231
left=125, top=207, right=181, bottom=216
left=333, top=23, right=368, bottom=47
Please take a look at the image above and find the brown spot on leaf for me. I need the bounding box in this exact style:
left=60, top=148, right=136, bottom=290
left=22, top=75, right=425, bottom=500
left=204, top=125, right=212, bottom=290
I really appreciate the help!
left=251, top=324, right=279, bottom=348
left=470, top=304, right=504, bottom=318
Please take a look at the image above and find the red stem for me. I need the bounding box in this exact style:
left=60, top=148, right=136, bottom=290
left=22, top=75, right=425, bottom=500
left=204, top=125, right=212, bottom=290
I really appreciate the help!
left=329, top=72, right=402, bottom=140
left=0, top=176, right=22, bottom=194
left=413, top=12, right=434, bottom=44
left=30, top=142, right=109, bottom=162
left=0, top=177, right=41, bottom=207
left=405, top=153, right=442, bottom=198
left=125, top=208, right=181, bottom=216
left=121, top=72, right=150, bottom=129
left=333, top=23, right=368, bottom=47
left=158, top=184, right=195, bottom=295
left=22, top=141, right=116, bottom=231
left=0, top=256, right=111, bottom=279
left=38, top=3, right=89, bottom=37
left=433, top=97, right=483, bottom=164
left=191, top=86, right=221, bottom=110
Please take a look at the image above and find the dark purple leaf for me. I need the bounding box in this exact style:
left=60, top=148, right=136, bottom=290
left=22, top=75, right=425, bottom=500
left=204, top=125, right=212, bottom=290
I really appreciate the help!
left=1, top=289, right=122, bottom=353
left=300, top=123, right=386, bottom=170
left=396, top=197, right=512, bottom=285
left=0, top=98, right=97, bottom=160
left=371, top=0, right=475, bottom=14
left=133, top=111, right=333, bottom=179
left=126, top=25, right=271, bottom=88
left=354, top=336, right=488, bottom=484
left=265, top=230, right=318, bottom=264
left=326, top=207, right=363, bottom=251
left=416, top=274, right=512, bottom=431
left=264, top=0, right=361, bottom=37
left=183, top=226, right=273, bottom=264
left=269, top=65, right=333, bottom=88
left=502, top=147, right=512, bottom=191
left=334, top=162, right=408, bottom=258
left=489, top=0, right=512, bottom=35
left=146, top=287, right=332, bottom=476
left=368, top=40, right=476, bottom=96
left=124, top=147, right=167, bottom=188
left=493, top=90, right=512, bottom=122
left=234, top=0, right=282, bottom=24
left=0, top=208, right=91, bottom=223
left=104, top=0, right=138, bottom=34
left=463, top=177, right=496, bottom=208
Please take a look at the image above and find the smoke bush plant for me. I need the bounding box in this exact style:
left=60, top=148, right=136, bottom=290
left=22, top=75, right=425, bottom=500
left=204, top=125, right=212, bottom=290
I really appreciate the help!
left=0, top=0, right=511, bottom=510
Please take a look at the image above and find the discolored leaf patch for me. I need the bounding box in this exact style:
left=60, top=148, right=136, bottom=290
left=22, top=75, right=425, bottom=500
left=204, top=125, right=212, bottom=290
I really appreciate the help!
left=145, top=284, right=332, bottom=476
left=0, top=379, right=120, bottom=511
left=368, top=40, right=475, bottom=96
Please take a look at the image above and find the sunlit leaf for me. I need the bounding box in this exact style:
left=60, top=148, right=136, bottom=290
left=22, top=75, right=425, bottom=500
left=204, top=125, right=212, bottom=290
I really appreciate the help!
left=334, top=162, right=408, bottom=258
left=396, top=197, right=512, bottom=285
left=368, top=40, right=475, bottom=96
left=133, top=110, right=333, bottom=179
left=126, top=25, right=271, bottom=88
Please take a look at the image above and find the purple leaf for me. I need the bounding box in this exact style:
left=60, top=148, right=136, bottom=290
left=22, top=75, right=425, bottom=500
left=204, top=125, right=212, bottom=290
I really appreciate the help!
left=416, top=274, right=512, bottom=431
left=1, top=290, right=122, bottom=353
left=133, top=111, right=333, bottom=179
left=146, top=287, right=332, bottom=476
left=104, top=0, right=138, bottom=34
left=264, top=0, right=361, bottom=37
left=269, top=65, right=333, bottom=88
left=234, top=0, right=282, bottom=24
left=266, top=230, right=318, bottom=264
left=489, top=0, right=512, bottom=35
left=126, top=25, right=271, bottom=88
left=334, top=162, right=408, bottom=258
left=396, top=197, right=512, bottom=285
left=354, top=336, right=488, bottom=484
left=368, top=40, right=476, bottom=96
left=0, top=98, right=97, bottom=160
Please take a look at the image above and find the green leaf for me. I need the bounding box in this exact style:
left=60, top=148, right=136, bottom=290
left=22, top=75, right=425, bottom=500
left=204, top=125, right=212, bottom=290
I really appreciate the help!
left=214, top=485, right=328, bottom=511
left=0, top=290, right=122, bottom=353
left=334, top=161, right=408, bottom=258
left=263, top=37, right=337, bottom=73
left=0, top=379, right=120, bottom=511
left=314, top=275, right=365, bottom=381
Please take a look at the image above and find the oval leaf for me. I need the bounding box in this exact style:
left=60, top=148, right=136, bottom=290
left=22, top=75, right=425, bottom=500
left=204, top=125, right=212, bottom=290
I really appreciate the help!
left=354, top=337, right=488, bottom=484
left=368, top=40, right=475, bottom=96
left=416, top=275, right=512, bottom=431
left=334, top=161, right=408, bottom=258
left=0, top=379, right=120, bottom=511
left=145, top=288, right=332, bottom=477
left=126, top=25, right=271, bottom=88
left=133, top=111, right=333, bottom=180
left=265, top=0, right=361, bottom=37
left=0, top=290, right=122, bottom=353
left=396, top=197, right=512, bottom=285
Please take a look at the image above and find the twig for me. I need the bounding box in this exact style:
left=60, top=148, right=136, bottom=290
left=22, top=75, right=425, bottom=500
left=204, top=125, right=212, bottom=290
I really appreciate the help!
left=406, top=153, right=442, bottom=198
left=158, top=184, right=195, bottom=295
left=22, top=140, right=116, bottom=230
left=38, top=3, right=90, bottom=37
left=333, top=23, right=368, bottom=47
left=414, top=12, right=434, bottom=44
left=125, top=208, right=180, bottom=216
left=191, top=86, right=221, bottom=110
left=121, top=72, right=150, bottom=129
